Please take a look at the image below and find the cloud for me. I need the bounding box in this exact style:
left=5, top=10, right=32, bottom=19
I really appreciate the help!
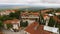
left=0, top=0, right=41, bottom=3
left=0, top=0, right=60, bottom=4
left=41, top=0, right=60, bottom=3
left=0, top=0, right=60, bottom=3
left=0, top=0, right=60, bottom=8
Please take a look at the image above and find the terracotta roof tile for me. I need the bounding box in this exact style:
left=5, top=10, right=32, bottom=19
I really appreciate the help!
left=25, top=22, right=53, bottom=34
left=4, top=19, right=20, bottom=24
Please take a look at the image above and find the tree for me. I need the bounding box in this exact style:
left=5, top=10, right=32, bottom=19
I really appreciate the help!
left=0, top=15, right=13, bottom=21
left=0, top=21, right=3, bottom=27
left=25, top=21, right=28, bottom=27
left=39, top=11, right=45, bottom=25
left=20, top=21, right=28, bottom=27
left=16, top=10, right=21, bottom=19
left=9, top=10, right=21, bottom=19
left=56, top=8, right=60, bottom=12
left=48, top=16, right=56, bottom=27
left=0, top=15, right=8, bottom=21
left=9, top=12, right=16, bottom=18
left=34, top=11, right=45, bottom=30
left=7, top=24, right=13, bottom=29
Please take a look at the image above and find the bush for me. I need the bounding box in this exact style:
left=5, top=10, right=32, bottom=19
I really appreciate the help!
left=0, top=21, right=3, bottom=27
left=20, top=21, right=28, bottom=27
left=48, top=17, right=56, bottom=27
left=7, top=24, right=13, bottom=29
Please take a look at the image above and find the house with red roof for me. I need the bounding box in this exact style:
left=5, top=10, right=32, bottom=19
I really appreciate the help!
left=3, top=19, right=20, bottom=30
left=0, top=10, right=16, bottom=16
left=24, top=22, right=54, bottom=34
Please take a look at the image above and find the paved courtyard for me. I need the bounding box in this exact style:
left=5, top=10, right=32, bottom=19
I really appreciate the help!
left=2, top=29, right=25, bottom=34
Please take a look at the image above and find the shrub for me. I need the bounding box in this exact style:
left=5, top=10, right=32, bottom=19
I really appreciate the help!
left=0, top=21, right=3, bottom=27
left=20, top=21, right=28, bottom=27
left=7, top=24, right=13, bottom=29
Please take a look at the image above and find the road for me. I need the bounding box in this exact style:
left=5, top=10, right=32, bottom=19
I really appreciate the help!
left=2, top=29, right=25, bottom=34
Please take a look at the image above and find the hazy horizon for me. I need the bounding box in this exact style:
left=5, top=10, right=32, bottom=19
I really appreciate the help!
left=0, top=4, right=60, bottom=9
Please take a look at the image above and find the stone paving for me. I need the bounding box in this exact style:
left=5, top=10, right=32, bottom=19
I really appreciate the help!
left=2, top=29, right=25, bottom=34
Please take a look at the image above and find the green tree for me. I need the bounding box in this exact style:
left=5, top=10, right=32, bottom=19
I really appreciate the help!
left=9, top=10, right=21, bottom=19
left=0, top=21, right=3, bottom=27
left=0, top=15, right=13, bottom=21
left=0, top=15, right=8, bottom=21
left=48, top=17, right=56, bottom=27
left=39, top=11, right=45, bottom=25
left=15, top=10, right=21, bottom=19
left=7, top=24, right=13, bottom=29
left=20, top=21, right=28, bottom=27
left=56, top=8, right=60, bottom=12
left=9, top=12, right=16, bottom=18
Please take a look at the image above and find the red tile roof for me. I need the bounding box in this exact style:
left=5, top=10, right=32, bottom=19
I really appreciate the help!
left=21, top=12, right=39, bottom=16
left=25, top=22, right=53, bottom=34
left=3, top=19, right=20, bottom=24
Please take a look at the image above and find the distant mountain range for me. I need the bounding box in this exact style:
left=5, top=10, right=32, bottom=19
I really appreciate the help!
left=0, top=5, right=47, bottom=11
left=0, top=5, right=59, bottom=10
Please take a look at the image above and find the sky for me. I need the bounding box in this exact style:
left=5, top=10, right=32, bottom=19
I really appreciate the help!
left=0, top=0, right=60, bottom=8
left=0, top=0, right=60, bottom=4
